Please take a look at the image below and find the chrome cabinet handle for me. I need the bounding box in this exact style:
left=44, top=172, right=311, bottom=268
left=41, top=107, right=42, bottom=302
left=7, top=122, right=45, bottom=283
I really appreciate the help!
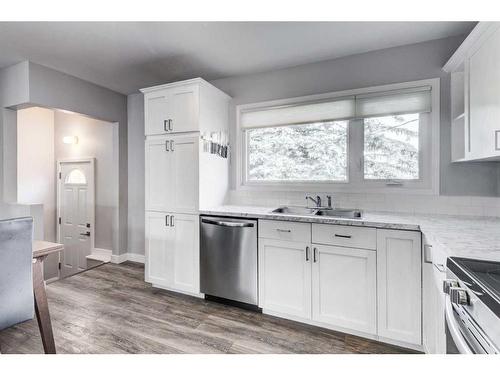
left=305, top=246, right=310, bottom=262
left=313, top=247, right=318, bottom=263
left=165, top=215, right=169, bottom=227
left=170, top=140, right=174, bottom=151
left=170, top=215, right=174, bottom=227
left=168, top=119, right=173, bottom=131
left=165, top=140, right=170, bottom=151
left=334, top=234, right=351, bottom=239
left=276, top=229, right=291, bottom=233
left=424, top=244, right=433, bottom=264
left=163, top=120, right=168, bottom=132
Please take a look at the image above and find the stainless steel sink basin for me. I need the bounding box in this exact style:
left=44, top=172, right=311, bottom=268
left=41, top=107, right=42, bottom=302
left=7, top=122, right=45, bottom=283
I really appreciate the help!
left=271, top=206, right=318, bottom=215
left=271, top=206, right=362, bottom=219
left=315, top=208, right=362, bottom=219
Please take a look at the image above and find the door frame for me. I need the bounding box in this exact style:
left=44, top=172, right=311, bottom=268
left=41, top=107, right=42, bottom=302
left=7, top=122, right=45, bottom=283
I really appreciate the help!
left=56, top=158, right=96, bottom=266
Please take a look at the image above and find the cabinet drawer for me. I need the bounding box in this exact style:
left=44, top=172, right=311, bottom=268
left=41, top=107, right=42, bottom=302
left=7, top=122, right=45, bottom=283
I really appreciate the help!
left=312, top=224, right=376, bottom=250
left=259, top=220, right=311, bottom=242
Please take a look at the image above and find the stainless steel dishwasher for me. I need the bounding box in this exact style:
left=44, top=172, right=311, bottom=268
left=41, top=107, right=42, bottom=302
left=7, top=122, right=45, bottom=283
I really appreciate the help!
left=200, top=216, right=258, bottom=307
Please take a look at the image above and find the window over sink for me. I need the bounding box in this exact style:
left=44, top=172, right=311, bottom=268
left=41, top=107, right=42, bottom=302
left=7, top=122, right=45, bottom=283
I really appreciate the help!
left=237, top=79, right=439, bottom=194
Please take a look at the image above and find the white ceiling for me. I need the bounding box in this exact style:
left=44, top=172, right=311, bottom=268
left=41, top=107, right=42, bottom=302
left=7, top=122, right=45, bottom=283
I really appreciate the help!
left=0, top=22, right=475, bottom=95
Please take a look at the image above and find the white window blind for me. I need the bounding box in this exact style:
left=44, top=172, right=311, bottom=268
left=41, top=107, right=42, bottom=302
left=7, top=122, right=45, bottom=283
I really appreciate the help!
left=355, top=86, right=432, bottom=118
left=240, top=97, right=355, bottom=129
left=240, top=86, right=432, bottom=129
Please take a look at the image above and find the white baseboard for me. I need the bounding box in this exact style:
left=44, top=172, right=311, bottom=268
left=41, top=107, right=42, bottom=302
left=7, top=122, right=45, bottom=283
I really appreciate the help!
left=111, top=252, right=145, bottom=264
left=127, top=253, right=145, bottom=264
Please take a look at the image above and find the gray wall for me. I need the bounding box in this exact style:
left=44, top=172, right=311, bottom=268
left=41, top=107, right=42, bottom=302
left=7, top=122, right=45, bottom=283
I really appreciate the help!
left=127, top=93, right=145, bottom=255
left=210, top=36, right=500, bottom=196
left=0, top=61, right=128, bottom=255
left=54, top=110, right=118, bottom=251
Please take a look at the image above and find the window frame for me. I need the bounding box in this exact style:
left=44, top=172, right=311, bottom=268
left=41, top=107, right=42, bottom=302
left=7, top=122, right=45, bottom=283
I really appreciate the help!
left=236, top=78, right=440, bottom=195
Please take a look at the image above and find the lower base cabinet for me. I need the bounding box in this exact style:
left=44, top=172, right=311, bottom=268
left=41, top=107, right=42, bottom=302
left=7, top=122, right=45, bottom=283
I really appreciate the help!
left=258, top=238, right=311, bottom=319
left=312, top=245, right=377, bottom=334
left=377, top=229, right=422, bottom=345
left=423, top=260, right=447, bottom=353
left=258, top=220, right=423, bottom=349
left=145, top=211, right=200, bottom=295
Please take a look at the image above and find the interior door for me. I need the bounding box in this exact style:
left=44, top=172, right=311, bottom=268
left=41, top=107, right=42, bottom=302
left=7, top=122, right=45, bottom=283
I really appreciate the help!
left=58, top=159, right=95, bottom=278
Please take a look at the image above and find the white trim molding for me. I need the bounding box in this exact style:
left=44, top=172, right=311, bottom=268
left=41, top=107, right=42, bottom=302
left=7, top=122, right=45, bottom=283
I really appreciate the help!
left=235, top=78, right=440, bottom=195
left=111, top=252, right=145, bottom=264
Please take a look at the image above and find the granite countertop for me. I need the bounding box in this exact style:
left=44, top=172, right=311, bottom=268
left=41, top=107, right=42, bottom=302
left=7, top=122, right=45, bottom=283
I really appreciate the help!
left=200, top=205, right=500, bottom=262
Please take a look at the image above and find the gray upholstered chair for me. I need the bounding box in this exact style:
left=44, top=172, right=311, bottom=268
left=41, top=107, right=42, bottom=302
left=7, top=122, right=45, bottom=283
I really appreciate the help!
left=0, top=217, right=34, bottom=332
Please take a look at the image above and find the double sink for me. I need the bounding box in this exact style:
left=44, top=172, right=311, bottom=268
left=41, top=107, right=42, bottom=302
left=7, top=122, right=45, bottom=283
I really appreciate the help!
left=271, top=206, right=362, bottom=219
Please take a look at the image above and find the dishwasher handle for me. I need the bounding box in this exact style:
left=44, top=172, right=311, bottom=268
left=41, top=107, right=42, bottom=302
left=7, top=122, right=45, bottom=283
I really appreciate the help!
left=201, top=218, right=255, bottom=228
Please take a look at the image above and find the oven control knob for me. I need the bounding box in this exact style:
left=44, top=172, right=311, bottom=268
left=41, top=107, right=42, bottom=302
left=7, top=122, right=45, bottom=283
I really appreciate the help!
left=443, top=279, right=459, bottom=294
left=450, top=287, right=469, bottom=305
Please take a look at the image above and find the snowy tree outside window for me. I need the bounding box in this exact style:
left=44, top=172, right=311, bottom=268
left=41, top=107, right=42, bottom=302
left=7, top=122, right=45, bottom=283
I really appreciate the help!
left=364, top=113, right=419, bottom=180
left=247, top=121, right=348, bottom=181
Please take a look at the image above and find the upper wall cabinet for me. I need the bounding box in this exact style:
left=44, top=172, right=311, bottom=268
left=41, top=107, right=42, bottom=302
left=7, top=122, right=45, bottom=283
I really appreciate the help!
left=444, top=22, right=500, bottom=162
left=143, top=83, right=199, bottom=135
left=141, top=78, right=231, bottom=136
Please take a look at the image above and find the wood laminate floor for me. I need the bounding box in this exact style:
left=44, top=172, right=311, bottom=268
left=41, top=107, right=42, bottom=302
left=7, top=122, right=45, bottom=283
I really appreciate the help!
left=0, top=262, right=415, bottom=354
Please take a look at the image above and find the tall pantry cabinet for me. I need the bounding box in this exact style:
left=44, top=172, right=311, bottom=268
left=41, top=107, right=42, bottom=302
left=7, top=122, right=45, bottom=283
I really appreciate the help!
left=141, top=78, right=231, bottom=296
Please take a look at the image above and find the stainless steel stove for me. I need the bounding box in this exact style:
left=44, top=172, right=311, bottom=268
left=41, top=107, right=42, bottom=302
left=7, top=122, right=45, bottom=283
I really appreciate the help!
left=444, top=257, right=500, bottom=354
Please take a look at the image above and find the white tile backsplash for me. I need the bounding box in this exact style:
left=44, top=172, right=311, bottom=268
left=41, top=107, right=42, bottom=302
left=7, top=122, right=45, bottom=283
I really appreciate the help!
left=226, top=190, right=500, bottom=218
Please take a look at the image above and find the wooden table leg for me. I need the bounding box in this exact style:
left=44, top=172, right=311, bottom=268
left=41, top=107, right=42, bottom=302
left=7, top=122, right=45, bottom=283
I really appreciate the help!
left=33, top=258, right=56, bottom=354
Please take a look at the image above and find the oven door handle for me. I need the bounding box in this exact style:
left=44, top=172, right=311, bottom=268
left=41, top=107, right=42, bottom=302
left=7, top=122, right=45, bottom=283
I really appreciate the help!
left=445, top=295, right=473, bottom=354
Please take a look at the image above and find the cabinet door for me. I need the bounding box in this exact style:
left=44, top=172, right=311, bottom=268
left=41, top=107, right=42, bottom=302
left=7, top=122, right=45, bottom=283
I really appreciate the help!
left=258, top=238, right=311, bottom=319
left=145, top=91, right=171, bottom=136
left=468, top=25, right=500, bottom=159
left=170, top=213, right=199, bottom=294
left=169, top=85, right=199, bottom=133
left=377, top=229, right=422, bottom=345
left=312, top=245, right=376, bottom=334
left=145, top=211, right=170, bottom=286
left=423, top=261, right=436, bottom=353
left=171, top=135, right=199, bottom=213
left=145, top=137, right=174, bottom=211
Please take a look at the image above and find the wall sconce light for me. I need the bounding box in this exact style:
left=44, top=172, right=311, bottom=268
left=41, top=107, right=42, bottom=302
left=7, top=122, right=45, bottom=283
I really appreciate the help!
left=63, top=136, right=79, bottom=145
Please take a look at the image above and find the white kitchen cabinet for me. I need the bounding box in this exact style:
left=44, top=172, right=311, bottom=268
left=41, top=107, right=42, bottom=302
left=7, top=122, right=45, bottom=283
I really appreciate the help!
left=377, top=229, right=422, bottom=345
left=142, top=78, right=230, bottom=298
left=169, top=213, right=200, bottom=294
left=145, top=211, right=170, bottom=287
left=258, top=238, right=312, bottom=319
left=145, top=211, right=199, bottom=294
left=145, top=137, right=174, bottom=212
left=145, top=134, right=199, bottom=214
left=144, top=83, right=199, bottom=135
left=444, top=22, right=500, bottom=162
left=468, top=24, right=500, bottom=160
left=423, top=240, right=447, bottom=354
left=312, top=244, right=377, bottom=334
